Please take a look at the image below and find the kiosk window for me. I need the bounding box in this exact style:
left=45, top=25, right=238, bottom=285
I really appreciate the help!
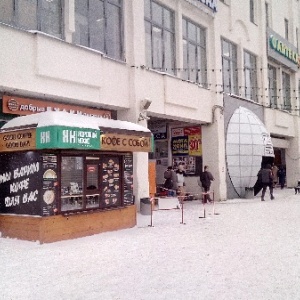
left=61, top=156, right=84, bottom=211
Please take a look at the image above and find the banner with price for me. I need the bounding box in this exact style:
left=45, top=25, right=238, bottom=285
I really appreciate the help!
left=188, top=134, right=202, bottom=156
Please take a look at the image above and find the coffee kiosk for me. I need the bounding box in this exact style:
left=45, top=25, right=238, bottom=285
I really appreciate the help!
left=0, top=111, right=153, bottom=243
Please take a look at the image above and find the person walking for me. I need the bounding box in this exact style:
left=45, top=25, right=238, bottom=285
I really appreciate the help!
left=258, top=164, right=274, bottom=201
left=200, top=165, right=214, bottom=203
left=176, top=163, right=186, bottom=202
left=163, top=166, right=178, bottom=196
left=277, top=166, right=286, bottom=189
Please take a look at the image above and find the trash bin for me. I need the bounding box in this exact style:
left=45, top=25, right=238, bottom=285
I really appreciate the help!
left=140, top=197, right=151, bottom=215
left=244, top=187, right=254, bottom=199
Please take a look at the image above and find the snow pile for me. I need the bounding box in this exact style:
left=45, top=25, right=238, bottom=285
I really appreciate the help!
left=1, top=188, right=300, bottom=299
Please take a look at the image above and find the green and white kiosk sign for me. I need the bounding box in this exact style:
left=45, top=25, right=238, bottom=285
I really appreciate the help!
left=36, top=126, right=100, bottom=150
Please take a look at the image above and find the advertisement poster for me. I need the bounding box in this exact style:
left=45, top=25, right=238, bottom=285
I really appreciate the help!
left=123, top=153, right=134, bottom=205
left=101, top=156, right=121, bottom=207
left=0, top=152, right=43, bottom=215
left=42, top=154, right=58, bottom=216
left=171, top=126, right=202, bottom=175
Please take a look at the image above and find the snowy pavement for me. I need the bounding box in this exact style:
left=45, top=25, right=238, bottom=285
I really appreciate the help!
left=1, top=187, right=300, bottom=300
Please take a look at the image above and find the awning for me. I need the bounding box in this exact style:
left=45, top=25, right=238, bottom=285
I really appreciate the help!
left=0, top=111, right=153, bottom=153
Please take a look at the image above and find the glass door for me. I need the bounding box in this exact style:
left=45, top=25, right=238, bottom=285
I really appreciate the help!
left=85, top=158, right=100, bottom=208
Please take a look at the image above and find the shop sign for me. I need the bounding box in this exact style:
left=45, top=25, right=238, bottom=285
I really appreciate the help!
left=171, top=136, right=189, bottom=155
left=36, top=126, right=100, bottom=150
left=262, top=132, right=274, bottom=157
left=184, top=0, right=217, bottom=12
left=184, top=127, right=201, bottom=135
left=171, top=128, right=184, bottom=137
left=0, top=152, right=42, bottom=215
left=0, top=129, right=36, bottom=152
left=151, top=123, right=167, bottom=140
left=2, top=95, right=111, bottom=119
left=269, top=35, right=300, bottom=66
left=100, top=133, right=152, bottom=152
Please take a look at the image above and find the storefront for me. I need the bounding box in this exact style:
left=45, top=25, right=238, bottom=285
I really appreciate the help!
left=0, top=111, right=153, bottom=243
left=148, top=119, right=203, bottom=197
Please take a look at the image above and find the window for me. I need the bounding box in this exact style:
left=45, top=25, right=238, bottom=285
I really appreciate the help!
left=244, top=51, right=257, bottom=101
left=0, top=0, right=63, bottom=39
left=60, top=154, right=125, bottom=212
left=182, top=18, right=207, bottom=87
left=221, top=39, right=238, bottom=95
left=250, top=0, right=255, bottom=23
left=265, top=2, right=269, bottom=28
left=268, top=65, right=277, bottom=108
left=284, top=18, right=289, bottom=41
left=282, top=71, right=291, bottom=111
left=73, top=0, right=123, bottom=60
left=144, top=0, right=175, bottom=74
left=296, top=27, right=299, bottom=51
left=61, top=156, right=84, bottom=211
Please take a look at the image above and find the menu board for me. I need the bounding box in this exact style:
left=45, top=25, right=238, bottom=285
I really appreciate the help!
left=101, top=156, right=121, bottom=207
left=0, top=152, right=43, bottom=215
left=123, top=153, right=134, bottom=205
left=41, top=154, right=58, bottom=216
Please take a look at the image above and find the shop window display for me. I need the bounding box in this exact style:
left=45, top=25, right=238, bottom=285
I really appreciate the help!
left=61, top=156, right=84, bottom=211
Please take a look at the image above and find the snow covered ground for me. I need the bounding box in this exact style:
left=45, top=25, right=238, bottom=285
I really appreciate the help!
left=1, top=187, right=300, bottom=300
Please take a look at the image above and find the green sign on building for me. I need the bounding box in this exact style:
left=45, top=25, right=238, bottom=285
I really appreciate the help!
left=36, top=126, right=100, bottom=150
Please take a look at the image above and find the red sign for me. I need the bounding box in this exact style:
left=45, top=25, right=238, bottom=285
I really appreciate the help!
left=3, top=95, right=111, bottom=119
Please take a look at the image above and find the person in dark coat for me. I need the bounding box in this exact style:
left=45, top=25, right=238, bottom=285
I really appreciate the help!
left=258, top=164, right=274, bottom=201
left=200, top=165, right=214, bottom=203
left=163, top=166, right=178, bottom=196
left=277, top=166, right=286, bottom=189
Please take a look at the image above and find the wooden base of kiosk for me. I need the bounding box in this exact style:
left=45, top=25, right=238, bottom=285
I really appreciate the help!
left=0, top=205, right=136, bottom=244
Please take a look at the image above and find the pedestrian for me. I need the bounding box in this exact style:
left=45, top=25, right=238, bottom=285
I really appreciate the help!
left=272, top=164, right=278, bottom=188
left=163, top=166, right=178, bottom=196
left=258, top=164, right=274, bottom=201
left=277, top=166, right=286, bottom=189
left=176, top=163, right=186, bottom=202
left=200, top=165, right=214, bottom=203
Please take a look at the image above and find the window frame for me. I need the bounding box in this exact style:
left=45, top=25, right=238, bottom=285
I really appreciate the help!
left=284, top=18, right=289, bottom=41
left=144, top=0, right=176, bottom=75
left=268, top=64, right=277, bottom=108
left=250, top=0, right=255, bottom=23
left=182, top=17, right=207, bottom=87
left=282, top=71, right=291, bottom=111
left=244, top=50, right=258, bottom=102
left=221, top=38, right=238, bottom=95
left=59, top=152, right=131, bottom=214
left=73, top=0, right=124, bottom=61
left=0, top=0, right=64, bottom=39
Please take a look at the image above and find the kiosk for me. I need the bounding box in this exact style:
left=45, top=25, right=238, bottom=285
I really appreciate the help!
left=0, top=111, right=153, bottom=243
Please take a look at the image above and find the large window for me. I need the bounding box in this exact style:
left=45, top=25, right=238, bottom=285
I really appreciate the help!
left=282, top=71, right=291, bottom=111
left=0, top=0, right=63, bottom=39
left=144, top=0, right=175, bottom=75
left=221, top=39, right=238, bottom=95
left=73, top=0, right=123, bottom=60
left=182, top=18, right=207, bottom=87
left=244, top=51, right=257, bottom=101
left=60, top=154, right=127, bottom=213
left=268, top=65, right=277, bottom=108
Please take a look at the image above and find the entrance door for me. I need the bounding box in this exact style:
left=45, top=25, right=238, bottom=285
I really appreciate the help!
left=85, top=158, right=100, bottom=208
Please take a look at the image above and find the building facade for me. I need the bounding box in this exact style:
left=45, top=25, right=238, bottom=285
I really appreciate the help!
left=0, top=0, right=299, bottom=207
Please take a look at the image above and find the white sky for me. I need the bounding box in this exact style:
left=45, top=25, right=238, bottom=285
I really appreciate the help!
left=1, top=188, right=300, bottom=300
